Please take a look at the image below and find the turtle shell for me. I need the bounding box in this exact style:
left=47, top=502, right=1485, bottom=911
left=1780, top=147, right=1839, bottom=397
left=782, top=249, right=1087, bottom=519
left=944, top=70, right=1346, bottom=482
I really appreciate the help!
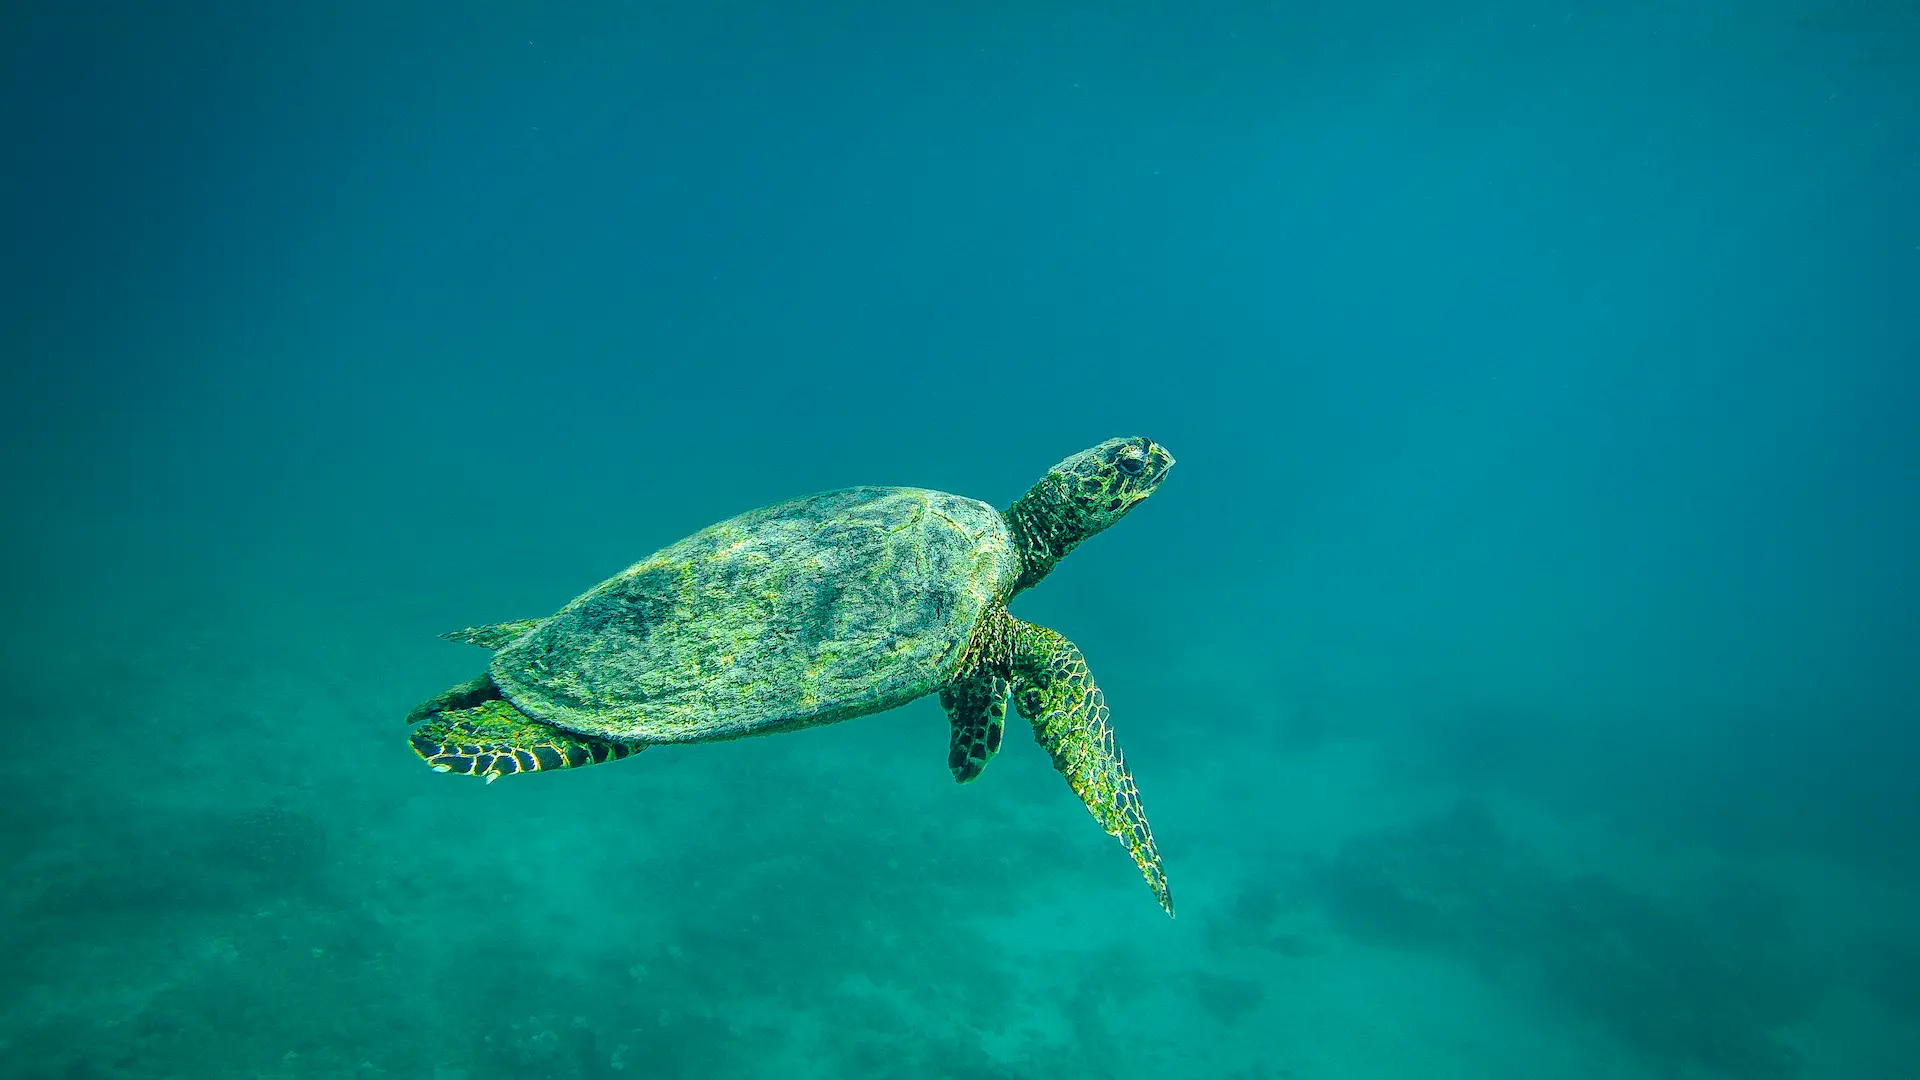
left=490, top=487, right=1018, bottom=743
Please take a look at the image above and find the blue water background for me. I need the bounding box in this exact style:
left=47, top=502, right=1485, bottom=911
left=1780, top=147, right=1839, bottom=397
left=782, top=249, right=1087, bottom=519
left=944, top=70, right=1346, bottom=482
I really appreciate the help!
left=3, top=3, right=1916, bottom=1077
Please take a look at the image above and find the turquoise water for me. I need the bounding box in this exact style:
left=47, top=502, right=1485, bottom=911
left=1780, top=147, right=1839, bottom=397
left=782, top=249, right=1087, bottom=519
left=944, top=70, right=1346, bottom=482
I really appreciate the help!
left=4, top=3, right=1916, bottom=1078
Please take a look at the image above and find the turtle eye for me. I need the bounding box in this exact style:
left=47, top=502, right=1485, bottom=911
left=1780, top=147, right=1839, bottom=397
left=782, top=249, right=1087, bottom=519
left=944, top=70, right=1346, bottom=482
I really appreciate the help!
left=1115, top=451, right=1146, bottom=477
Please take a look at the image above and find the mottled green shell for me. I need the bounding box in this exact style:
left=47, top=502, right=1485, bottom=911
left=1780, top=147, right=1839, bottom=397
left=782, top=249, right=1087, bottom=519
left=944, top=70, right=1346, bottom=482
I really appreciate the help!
left=490, top=487, right=1018, bottom=743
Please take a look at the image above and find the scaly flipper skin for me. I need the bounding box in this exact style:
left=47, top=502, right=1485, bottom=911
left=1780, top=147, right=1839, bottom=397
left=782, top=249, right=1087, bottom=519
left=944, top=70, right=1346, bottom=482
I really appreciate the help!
left=940, top=674, right=1009, bottom=783
left=408, top=679, right=642, bottom=782
left=1010, top=620, right=1173, bottom=917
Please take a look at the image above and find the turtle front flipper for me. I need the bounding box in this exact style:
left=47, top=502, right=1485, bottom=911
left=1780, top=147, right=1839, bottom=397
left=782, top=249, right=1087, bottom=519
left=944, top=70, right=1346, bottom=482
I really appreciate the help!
left=1010, top=621, right=1172, bottom=917
left=407, top=681, right=642, bottom=783
left=940, top=674, right=1009, bottom=783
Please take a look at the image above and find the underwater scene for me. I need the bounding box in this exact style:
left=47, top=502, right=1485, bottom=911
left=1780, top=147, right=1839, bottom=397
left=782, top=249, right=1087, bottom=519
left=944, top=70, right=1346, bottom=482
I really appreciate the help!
left=3, top=3, right=1916, bottom=1078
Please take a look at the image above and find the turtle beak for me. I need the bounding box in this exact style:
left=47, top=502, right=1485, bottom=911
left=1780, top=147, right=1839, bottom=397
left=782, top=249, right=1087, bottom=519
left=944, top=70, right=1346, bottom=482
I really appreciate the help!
left=1138, top=440, right=1175, bottom=496
left=1117, top=456, right=1172, bottom=514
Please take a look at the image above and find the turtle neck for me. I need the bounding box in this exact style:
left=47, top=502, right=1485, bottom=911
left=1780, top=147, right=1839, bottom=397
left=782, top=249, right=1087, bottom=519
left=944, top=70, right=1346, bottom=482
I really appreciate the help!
left=1005, top=476, right=1080, bottom=596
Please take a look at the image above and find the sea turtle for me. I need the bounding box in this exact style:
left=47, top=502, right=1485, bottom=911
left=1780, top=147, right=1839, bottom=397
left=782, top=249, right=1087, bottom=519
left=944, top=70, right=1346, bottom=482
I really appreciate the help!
left=405, top=436, right=1177, bottom=915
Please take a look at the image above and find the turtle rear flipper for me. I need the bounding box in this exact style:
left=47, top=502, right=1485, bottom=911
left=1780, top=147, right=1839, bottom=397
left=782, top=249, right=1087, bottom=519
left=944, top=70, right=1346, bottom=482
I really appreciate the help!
left=409, top=696, right=642, bottom=783
left=1011, top=620, right=1172, bottom=917
left=403, top=673, right=498, bottom=725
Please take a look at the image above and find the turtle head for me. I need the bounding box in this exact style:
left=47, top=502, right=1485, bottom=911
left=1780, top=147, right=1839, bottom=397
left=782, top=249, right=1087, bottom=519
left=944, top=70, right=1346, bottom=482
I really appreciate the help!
left=1006, top=436, right=1174, bottom=593
left=1050, top=436, right=1176, bottom=531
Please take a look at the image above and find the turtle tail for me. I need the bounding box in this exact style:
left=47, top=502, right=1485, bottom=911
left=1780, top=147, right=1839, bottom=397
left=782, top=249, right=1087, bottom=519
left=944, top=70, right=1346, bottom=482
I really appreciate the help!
left=441, top=619, right=543, bottom=649
left=405, top=676, right=643, bottom=783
